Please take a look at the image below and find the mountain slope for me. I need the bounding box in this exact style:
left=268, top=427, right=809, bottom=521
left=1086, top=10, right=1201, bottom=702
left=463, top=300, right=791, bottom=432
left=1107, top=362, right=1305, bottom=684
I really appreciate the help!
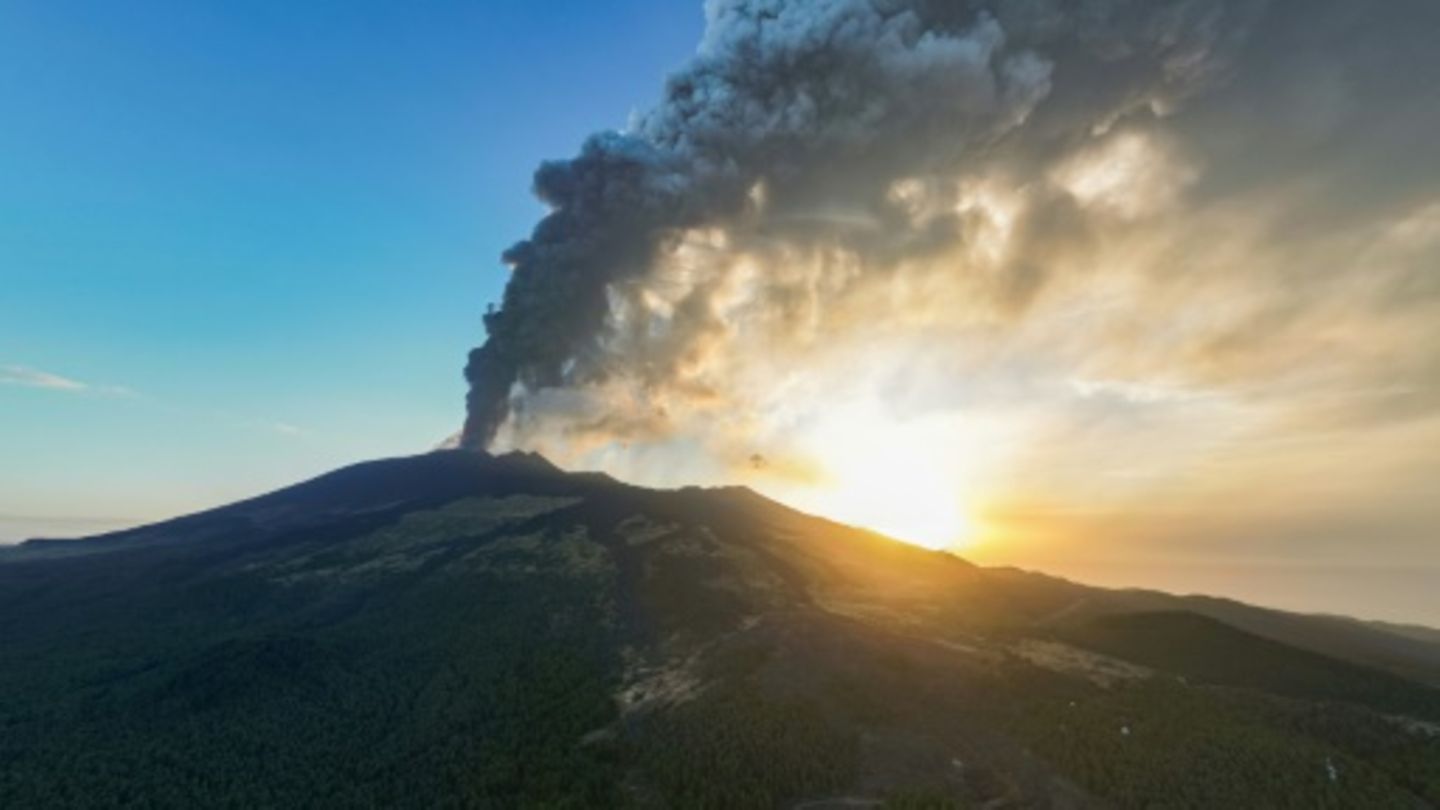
left=2, top=451, right=1438, bottom=808
left=1059, top=611, right=1440, bottom=719
left=979, top=567, right=1440, bottom=687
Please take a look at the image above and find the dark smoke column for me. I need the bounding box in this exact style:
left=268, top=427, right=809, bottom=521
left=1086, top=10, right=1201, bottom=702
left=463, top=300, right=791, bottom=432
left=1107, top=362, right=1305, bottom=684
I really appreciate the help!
left=461, top=131, right=731, bottom=448
left=462, top=0, right=1268, bottom=449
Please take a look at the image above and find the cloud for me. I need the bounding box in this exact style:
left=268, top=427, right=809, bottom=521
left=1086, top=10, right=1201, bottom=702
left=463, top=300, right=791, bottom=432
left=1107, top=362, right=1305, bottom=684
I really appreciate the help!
left=1068, top=379, right=1208, bottom=407
left=464, top=0, right=1289, bottom=448
left=0, top=365, right=89, bottom=392
left=460, top=0, right=1440, bottom=572
left=4, top=363, right=311, bottom=442
left=208, top=410, right=310, bottom=440
left=2, top=364, right=142, bottom=400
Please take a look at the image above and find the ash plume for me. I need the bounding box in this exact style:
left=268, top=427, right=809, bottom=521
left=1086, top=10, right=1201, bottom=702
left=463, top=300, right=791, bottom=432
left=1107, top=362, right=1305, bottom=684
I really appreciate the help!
left=464, top=0, right=1440, bottom=467
left=462, top=0, right=1268, bottom=447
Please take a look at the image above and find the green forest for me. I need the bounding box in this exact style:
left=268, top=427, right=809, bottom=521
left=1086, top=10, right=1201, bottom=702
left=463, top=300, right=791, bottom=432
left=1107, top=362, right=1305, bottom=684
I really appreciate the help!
left=3, top=453, right=1439, bottom=808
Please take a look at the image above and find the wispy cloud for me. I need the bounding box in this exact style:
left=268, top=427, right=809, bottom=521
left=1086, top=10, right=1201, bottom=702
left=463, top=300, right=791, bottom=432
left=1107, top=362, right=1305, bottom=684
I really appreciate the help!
left=1, top=364, right=138, bottom=398
left=1068, top=378, right=1211, bottom=407
left=0, top=365, right=88, bottom=392
left=4, top=363, right=304, bottom=439
left=2, top=364, right=313, bottom=441
left=207, top=409, right=311, bottom=440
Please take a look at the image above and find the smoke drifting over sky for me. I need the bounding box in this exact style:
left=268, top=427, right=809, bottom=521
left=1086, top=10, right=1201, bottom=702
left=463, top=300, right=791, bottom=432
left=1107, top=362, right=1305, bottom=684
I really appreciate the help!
left=465, top=0, right=1440, bottom=587
left=465, top=0, right=1263, bottom=446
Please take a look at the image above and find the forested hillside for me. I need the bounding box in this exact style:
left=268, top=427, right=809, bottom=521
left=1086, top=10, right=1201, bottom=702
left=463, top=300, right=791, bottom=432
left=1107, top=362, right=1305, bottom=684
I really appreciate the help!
left=3, top=452, right=1437, bottom=808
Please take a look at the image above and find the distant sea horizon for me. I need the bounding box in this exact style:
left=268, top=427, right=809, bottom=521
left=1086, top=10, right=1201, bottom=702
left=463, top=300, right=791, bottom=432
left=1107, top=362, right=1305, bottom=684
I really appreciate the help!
left=1004, top=557, right=1440, bottom=631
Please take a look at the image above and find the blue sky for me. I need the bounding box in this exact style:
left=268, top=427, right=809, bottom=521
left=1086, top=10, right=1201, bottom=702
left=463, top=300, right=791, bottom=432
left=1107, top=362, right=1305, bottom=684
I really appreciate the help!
left=0, top=0, right=703, bottom=535
left=3, top=2, right=1438, bottom=627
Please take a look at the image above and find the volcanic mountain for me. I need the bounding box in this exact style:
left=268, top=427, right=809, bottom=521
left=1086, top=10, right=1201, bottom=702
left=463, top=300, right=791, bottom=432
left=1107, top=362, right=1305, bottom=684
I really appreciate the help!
left=3, top=451, right=1438, bottom=807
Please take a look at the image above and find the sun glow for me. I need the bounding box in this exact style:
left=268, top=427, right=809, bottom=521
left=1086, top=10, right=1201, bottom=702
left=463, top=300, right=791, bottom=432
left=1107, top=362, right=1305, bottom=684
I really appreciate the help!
left=773, top=404, right=987, bottom=552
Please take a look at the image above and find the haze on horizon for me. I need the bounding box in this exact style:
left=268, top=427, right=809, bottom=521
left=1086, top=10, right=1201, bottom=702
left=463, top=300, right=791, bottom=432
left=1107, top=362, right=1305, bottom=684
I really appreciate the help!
left=3, top=0, right=1438, bottom=627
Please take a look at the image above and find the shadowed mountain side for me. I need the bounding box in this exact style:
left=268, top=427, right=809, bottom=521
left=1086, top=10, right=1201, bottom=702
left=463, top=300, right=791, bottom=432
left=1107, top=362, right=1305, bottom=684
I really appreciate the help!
left=3, top=451, right=1438, bottom=808
left=1059, top=611, right=1440, bottom=721
left=981, top=567, right=1440, bottom=688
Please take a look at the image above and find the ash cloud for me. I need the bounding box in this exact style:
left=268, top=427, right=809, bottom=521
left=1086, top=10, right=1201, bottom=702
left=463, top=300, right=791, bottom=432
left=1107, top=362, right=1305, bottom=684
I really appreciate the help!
left=462, top=0, right=1440, bottom=545
left=463, top=0, right=1276, bottom=447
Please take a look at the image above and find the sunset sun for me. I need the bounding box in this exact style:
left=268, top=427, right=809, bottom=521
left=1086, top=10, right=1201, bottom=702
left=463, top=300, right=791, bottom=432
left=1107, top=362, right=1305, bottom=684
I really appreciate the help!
left=815, top=455, right=975, bottom=551
left=771, top=403, right=989, bottom=552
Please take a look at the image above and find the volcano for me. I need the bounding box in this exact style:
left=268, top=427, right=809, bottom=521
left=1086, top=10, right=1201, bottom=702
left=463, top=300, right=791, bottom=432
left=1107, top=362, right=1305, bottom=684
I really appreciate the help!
left=3, top=451, right=1439, bottom=807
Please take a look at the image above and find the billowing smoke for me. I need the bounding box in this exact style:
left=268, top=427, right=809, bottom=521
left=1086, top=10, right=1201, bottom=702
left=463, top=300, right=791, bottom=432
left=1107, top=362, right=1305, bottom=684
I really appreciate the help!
left=462, top=0, right=1440, bottom=562
left=463, top=0, right=1273, bottom=448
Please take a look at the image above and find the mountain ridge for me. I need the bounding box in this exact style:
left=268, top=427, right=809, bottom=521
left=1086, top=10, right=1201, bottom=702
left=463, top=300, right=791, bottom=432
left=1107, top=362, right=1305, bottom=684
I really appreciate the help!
left=10, top=450, right=1438, bottom=685
left=3, top=451, right=1438, bottom=807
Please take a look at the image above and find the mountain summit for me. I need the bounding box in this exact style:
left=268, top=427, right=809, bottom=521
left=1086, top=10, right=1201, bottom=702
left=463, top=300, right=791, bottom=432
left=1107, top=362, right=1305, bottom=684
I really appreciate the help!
left=3, top=452, right=1438, bottom=807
